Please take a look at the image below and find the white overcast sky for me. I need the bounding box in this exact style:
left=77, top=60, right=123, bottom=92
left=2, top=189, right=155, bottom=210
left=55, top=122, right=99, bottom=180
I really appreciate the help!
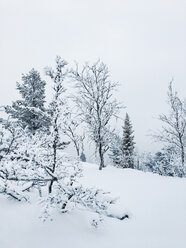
left=0, top=0, right=186, bottom=152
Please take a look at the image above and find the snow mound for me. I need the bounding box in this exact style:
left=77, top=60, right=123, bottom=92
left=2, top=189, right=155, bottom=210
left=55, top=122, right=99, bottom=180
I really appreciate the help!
left=0, top=163, right=186, bottom=248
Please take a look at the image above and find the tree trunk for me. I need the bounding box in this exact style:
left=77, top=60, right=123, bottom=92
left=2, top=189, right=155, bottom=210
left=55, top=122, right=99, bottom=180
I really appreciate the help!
left=181, top=145, right=185, bottom=167
left=74, top=142, right=80, bottom=157
left=48, top=180, right=54, bottom=194
left=48, top=119, right=58, bottom=194
left=178, top=133, right=185, bottom=167
left=99, top=143, right=104, bottom=170
left=37, top=181, right=42, bottom=197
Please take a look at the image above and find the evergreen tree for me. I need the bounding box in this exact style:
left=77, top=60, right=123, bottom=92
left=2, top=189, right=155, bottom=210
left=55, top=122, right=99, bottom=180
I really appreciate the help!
left=121, top=113, right=135, bottom=168
left=80, top=151, right=86, bottom=162
left=5, top=69, right=50, bottom=134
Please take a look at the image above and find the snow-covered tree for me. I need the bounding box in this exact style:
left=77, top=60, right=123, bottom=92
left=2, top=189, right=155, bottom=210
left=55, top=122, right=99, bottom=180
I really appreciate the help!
left=0, top=118, right=20, bottom=158
left=0, top=57, right=128, bottom=226
left=5, top=69, right=50, bottom=134
left=71, top=61, right=121, bottom=170
left=154, top=81, right=186, bottom=166
left=0, top=130, right=51, bottom=201
left=0, top=120, right=122, bottom=223
left=109, top=134, right=122, bottom=167
left=121, top=113, right=135, bottom=168
left=63, top=111, right=85, bottom=158
left=40, top=156, right=119, bottom=223
left=140, top=148, right=186, bottom=177
left=45, top=56, right=70, bottom=193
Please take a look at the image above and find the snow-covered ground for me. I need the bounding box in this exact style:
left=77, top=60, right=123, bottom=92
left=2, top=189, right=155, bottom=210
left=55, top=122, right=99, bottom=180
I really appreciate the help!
left=1, top=163, right=186, bottom=248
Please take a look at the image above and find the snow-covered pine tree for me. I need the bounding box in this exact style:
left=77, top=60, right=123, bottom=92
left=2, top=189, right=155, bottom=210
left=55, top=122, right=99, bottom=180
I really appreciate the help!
left=121, top=113, right=135, bottom=168
left=5, top=69, right=50, bottom=134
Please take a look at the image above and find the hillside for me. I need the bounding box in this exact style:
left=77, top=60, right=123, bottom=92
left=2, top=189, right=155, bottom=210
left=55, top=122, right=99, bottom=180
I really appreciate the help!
left=1, top=163, right=186, bottom=248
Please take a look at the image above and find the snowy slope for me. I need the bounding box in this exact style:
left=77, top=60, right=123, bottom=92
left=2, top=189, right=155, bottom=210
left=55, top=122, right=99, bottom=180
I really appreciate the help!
left=0, top=163, right=186, bottom=248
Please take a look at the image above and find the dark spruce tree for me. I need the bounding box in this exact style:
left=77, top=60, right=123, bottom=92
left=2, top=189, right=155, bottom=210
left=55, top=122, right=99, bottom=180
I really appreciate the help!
left=5, top=69, right=50, bottom=134
left=80, top=151, right=86, bottom=162
left=121, top=113, right=135, bottom=168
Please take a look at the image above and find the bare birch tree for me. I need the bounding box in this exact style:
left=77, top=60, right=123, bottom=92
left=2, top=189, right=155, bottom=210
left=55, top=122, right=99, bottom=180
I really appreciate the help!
left=71, top=61, right=121, bottom=170
left=155, top=81, right=186, bottom=166
left=63, top=111, right=85, bottom=157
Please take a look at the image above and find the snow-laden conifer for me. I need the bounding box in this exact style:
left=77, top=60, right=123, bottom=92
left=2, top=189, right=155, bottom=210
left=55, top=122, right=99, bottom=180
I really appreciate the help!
left=5, top=69, right=50, bottom=134
left=121, top=113, right=135, bottom=168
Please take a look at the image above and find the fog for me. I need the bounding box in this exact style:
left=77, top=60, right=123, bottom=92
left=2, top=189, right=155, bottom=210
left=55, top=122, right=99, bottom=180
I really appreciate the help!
left=0, top=0, right=186, bottom=152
